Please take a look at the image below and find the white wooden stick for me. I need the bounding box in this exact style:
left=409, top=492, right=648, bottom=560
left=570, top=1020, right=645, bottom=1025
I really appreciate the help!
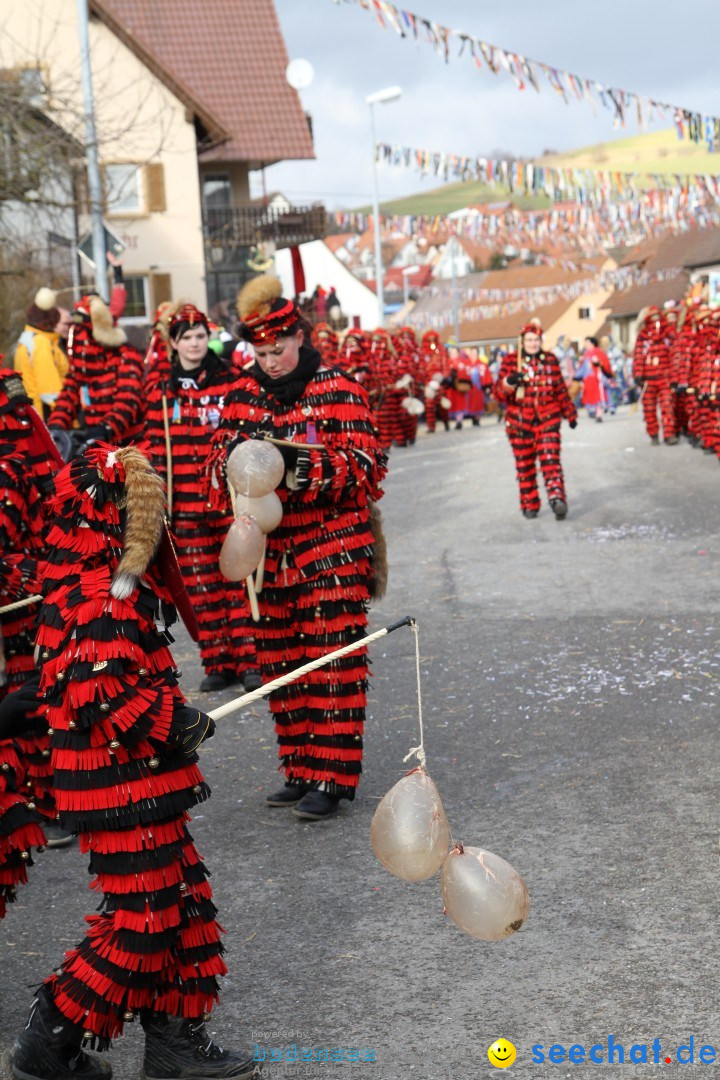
left=246, top=574, right=260, bottom=622
left=255, top=539, right=266, bottom=594
left=209, top=616, right=414, bottom=721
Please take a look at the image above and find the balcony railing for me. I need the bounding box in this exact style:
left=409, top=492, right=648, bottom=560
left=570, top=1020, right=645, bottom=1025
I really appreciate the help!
left=203, top=203, right=326, bottom=252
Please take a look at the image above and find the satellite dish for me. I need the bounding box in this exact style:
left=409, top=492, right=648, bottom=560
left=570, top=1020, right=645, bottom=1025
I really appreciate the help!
left=286, top=58, right=314, bottom=90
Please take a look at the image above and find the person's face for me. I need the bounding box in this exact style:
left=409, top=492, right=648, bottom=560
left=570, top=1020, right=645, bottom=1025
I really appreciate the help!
left=584, top=338, right=593, bottom=350
left=448, top=346, right=459, bottom=360
left=523, top=332, right=541, bottom=355
left=55, top=309, right=71, bottom=339
left=173, top=324, right=209, bottom=368
left=253, top=329, right=304, bottom=378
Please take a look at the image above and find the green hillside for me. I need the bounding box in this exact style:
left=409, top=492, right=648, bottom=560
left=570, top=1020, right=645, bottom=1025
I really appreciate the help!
left=370, top=128, right=720, bottom=218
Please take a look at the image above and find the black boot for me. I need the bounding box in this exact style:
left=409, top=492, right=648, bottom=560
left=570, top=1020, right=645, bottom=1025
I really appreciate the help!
left=11, top=985, right=111, bottom=1080
left=141, top=1013, right=259, bottom=1079
left=265, top=782, right=309, bottom=807
left=550, top=498, right=568, bottom=520
left=293, top=790, right=340, bottom=820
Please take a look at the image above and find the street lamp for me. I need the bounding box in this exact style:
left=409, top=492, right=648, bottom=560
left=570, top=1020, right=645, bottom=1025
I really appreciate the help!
left=366, top=85, right=402, bottom=326
left=401, top=264, right=419, bottom=311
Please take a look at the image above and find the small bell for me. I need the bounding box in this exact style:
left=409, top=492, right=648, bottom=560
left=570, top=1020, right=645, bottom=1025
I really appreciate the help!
left=148, top=757, right=160, bottom=769
left=20, top=850, right=30, bottom=861
left=109, top=740, right=120, bottom=749
left=99, top=703, right=111, bottom=713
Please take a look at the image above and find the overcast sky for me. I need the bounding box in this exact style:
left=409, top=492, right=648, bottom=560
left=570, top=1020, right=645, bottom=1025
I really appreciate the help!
left=250, top=0, right=720, bottom=209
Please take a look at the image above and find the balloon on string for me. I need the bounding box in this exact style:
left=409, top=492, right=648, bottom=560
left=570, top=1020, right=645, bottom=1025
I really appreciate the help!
left=227, top=440, right=285, bottom=498
left=219, top=515, right=265, bottom=581
left=370, top=768, right=451, bottom=882
left=234, top=491, right=283, bottom=533
left=441, top=843, right=530, bottom=941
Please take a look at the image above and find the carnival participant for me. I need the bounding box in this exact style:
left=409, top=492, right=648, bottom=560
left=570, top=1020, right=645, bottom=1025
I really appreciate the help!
left=339, top=327, right=371, bottom=384
left=208, top=276, right=386, bottom=821
left=9, top=444, right=257, bottom=1080
left=141, top=303, right=259, bottom=693
left=13, top=288, right=68, bottom=420
left=632, top=306, right=678, bottom=445
left=466, top=346, right=493, bottom=426
left=445, top=341, right=472, bottom=429
left=575, top=336, right=613, bottom=422
left=392, top=327, right=422, bottom=446
left=312, top=322, right=339, bottom=367
left=0, top=369, right=71, bottom=847
left=367, top=328, right=401, bottom=451
left=47, top=294, right=143, bottom=450
left=494, top=321, right=577, bottom=519
left=420, top=330, right=450, bottom=433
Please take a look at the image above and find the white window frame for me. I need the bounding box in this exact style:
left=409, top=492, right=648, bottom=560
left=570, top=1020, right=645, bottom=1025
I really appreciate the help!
left=105, top=162, right=144, bottom=215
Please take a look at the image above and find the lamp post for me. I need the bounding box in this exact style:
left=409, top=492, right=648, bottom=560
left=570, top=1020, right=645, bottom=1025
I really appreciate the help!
left=367, top=85, right=402, bottom=326
left=76, top=0, right=107, bottom=298
left=402, top=264, right=419, bottom=312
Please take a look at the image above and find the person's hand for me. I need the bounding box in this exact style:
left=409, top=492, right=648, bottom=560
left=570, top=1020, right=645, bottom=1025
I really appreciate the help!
left=569, top=419, right=578, bottom=429
left=0, top=675, right=46, bottom=741
left=506, top=371, right=526, bottom=387
left=168, top=704, right=215, bottom=756
left=106, top=251, right=123, bottom=267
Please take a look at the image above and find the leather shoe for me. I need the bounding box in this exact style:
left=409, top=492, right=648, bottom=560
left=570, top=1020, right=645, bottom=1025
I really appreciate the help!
left=266, top=783, right=309, bottom=807
left=293, top=790, right=340, bottom=820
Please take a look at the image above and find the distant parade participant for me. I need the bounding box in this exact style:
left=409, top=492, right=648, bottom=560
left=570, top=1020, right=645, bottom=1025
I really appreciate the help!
left=670, top=301, right=703, bottom=441
left=632, top=306, right=678, bottom=446
left=8, top=444, right=257, bottom=1080
left=421, top=330, right=450, bottom=433
left=0, top=369, right=70, bottom=848
left=367, top=328, right=401, bottom=451
left=392, top=327, right=422, bottom=446
left=494, top=321, right=577, bottom=519
left=141, top=303, right=259, bottom=693
left=311, top=322, right=339, bottom=366
left=47, top=294, right=144, bottom=450
left=13, top=287, right=68, bottom=420
left=339, top=327, right=371, bottom=384
left=466, top=346, right=493, bottom=426
left=575, top=337, right=613, bottom=422
left=693, top=308, right=720, bottom=458
left=208, top=276, right=386, bottom=821
left=445, top=341, right=472, bottom=429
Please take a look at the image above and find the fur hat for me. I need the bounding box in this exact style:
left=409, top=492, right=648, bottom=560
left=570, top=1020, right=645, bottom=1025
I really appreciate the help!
left=237, top=275, right=300, bottom=345
left=90, top=296, right=126, bottom=347
left=26, top=286, right=59, bottom=333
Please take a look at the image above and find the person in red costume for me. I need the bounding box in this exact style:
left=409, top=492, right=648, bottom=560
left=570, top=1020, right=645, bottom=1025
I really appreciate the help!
left=420, top=330, right=450, bottom=433
left=632, top=306, right=678, bottom=446
left=48, top=294, right=144, bottom=453
left=207, top=275, right=386, bottom=821
left=8, top=444, right=257, bottom=1080
left=0, top=369, right=71, bottom=848
left=141, top=303, right=259, bottom=693
left=366, top=328, right=401, bottom=451
left=494, top=322, right=577, bottom=519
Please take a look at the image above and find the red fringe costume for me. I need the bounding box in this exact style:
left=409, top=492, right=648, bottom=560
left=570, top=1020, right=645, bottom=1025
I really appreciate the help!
left=421, top=331, right=450, bottom=433
left=367, top=329, right=402, bottom=451
left=0, top=371, right=56, bottom=914
left=494, top=329, right=577, bottom=515
left=208, top=284, right=386, bottom=800
left=338, top=328, right=371, bottom=385
left=311, top=322, right=339, bottom=367
left=141, top=307, right=255, bottom=680
left=34, top=446, right=225, bottom=1046
left=48, top=296, right=144, bottom=442
left=392, top=328, right=422, bottom=446
left=693, top=310, right=720, bottom=457
left=632, top=308, right=678, bottom=443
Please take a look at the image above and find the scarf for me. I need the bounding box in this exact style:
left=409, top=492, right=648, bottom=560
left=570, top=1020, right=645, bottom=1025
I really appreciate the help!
left=250, top=344, right=322, bottom=405
left=170, top=350, right=221, bottom=392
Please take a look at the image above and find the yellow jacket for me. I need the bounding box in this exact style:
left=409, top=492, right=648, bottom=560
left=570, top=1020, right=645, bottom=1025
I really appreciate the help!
left=14, top=325, right=68, bottom=420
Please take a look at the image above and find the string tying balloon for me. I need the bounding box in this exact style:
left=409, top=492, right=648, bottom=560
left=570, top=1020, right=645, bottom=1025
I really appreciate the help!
left=402, top=619, right=427, bottom=771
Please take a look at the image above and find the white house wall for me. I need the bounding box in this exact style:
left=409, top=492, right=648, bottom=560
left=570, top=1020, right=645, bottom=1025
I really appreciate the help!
left=274, top=240, right=379, bottom=328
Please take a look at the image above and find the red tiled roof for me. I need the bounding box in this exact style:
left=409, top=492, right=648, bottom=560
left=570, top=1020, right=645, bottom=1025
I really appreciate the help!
left=324, top=233, right=355, bottom=254
left=441, top=298, right=574, bottom=345
left=93, top=0, right=315, bottom=166
left=604, top=272, right=691, bottom=317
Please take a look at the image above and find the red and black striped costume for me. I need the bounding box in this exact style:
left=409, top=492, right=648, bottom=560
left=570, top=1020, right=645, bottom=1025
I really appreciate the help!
left=693, top=312, right=720, bottom=456
left=312, top=322, right=339, bottom=367
left=494, top=348, right=577, bottom=514
left=48, top=297, right=143, bottom=442
left=392, top=328, right=422, bottom=446
left=208, top=348, right=386, bottom=799
left=670, top=305, right=702, bottom=439
left=34, top=446, right=225, bottom=1046
left=632, top=310, right=677, bottom=442
left=338, top=328, right=371, bottom=385
left=367, top=330, right=402, bottom=451
left=141, top=353, right=255, bottom=679
left=0, top=371, right=58, bottom=914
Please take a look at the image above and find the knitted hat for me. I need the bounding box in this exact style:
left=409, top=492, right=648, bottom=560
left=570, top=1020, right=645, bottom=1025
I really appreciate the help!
left=25, top=287, right=59, bottom=333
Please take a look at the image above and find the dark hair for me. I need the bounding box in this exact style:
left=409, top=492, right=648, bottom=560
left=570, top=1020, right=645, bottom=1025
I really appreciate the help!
left=170, top=319, right=209, bottom=343
left=586, top=336, right=599, bottom=347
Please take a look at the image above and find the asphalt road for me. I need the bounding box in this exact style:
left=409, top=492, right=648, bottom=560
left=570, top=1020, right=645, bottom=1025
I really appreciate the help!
left=2, top=406, right=720, bottom=1080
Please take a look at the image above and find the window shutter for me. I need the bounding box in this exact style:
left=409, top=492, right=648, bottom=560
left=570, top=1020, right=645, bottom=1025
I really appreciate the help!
left=144, top=163, right=166, bottom=212
left=152, top=273, right=172, bottom=310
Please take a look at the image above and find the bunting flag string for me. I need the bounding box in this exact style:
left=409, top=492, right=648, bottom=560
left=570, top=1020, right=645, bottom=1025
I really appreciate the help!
left=407, top=268, right=685, bottom=331
left=330, top=0, right=720, bottom=145
left=375, top=141, right=720, bottom=206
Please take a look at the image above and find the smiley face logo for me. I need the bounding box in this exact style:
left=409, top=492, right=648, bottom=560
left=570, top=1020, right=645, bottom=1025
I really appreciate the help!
left=488, top=1039, right=516, bottom=1068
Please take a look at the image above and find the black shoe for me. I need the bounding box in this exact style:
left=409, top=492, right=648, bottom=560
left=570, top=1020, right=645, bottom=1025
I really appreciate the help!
left=595, top=415, right=603, bottom=423
left=42, top=820, right=77, bottom=849
left=141, top=1013, right=259, bottom=1080
left=292, top=790, right=340, bottom=820
left=11, top=986, right=112, bottom=1080
left=265, top=783, right=309, bottom=807
left=471, top=417, right=480, bottom=426
left=455, top=420, right=463, bottom=430
left=242, top=669, right=263, bottom=693
left=550, top=498, right=568, bottom=520
left=650, top=435, right=660, bottom=445
left=522, top=509, right=538, bottom=519
left=198, top=670, right=239, bottom=693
